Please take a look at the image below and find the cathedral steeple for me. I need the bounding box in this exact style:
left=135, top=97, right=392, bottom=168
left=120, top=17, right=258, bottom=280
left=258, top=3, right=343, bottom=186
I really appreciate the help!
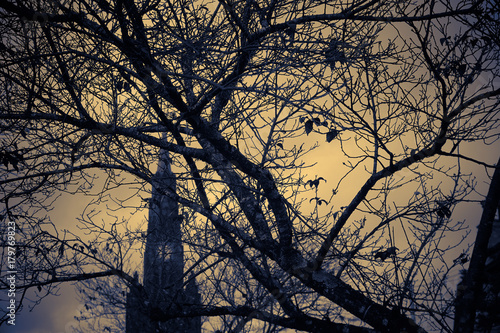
left=126, top=150, right=201, bottom=333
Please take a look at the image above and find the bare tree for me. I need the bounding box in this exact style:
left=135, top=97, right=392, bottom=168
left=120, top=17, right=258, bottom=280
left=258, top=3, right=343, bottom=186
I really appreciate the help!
left=0, top=0, right=499, bottom=332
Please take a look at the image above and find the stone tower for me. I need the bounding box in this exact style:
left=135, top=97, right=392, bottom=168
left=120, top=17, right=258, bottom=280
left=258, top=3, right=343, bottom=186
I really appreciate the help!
left=126, top=150, right=201, bottom=333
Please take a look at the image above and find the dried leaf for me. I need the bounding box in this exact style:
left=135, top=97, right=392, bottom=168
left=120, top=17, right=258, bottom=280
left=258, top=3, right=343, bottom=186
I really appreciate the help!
left=326, top=129, right=339, bottom=142
left=456, top=64, right=466, bottom=76
left=304, top=120, right=313, bottom=135
left=58, top=243, right=64, bottom=258
left=440, top=37, right=450, bottom=45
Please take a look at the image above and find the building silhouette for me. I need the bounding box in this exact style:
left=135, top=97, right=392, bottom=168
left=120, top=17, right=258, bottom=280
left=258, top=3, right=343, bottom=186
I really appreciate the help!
left=126, top=150, right=201, bottom=333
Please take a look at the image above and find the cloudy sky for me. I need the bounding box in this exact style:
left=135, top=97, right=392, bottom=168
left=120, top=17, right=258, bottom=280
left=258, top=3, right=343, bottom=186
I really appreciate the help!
left=3, top=134, right=498, bottom=332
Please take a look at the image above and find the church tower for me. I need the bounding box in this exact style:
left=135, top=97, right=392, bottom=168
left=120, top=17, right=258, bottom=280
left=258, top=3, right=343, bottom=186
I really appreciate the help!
left=126, top=150, right=201, bottom=333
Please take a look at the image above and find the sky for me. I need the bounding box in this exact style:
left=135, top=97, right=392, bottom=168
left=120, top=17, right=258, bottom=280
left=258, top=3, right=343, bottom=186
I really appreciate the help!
left=0, top=285, right=82, bottom=333
left=2, top=134, right=498, bottom=333
left=0, top=189, right=95, bottom=333
left=1, top=1, right=500, bottom=332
